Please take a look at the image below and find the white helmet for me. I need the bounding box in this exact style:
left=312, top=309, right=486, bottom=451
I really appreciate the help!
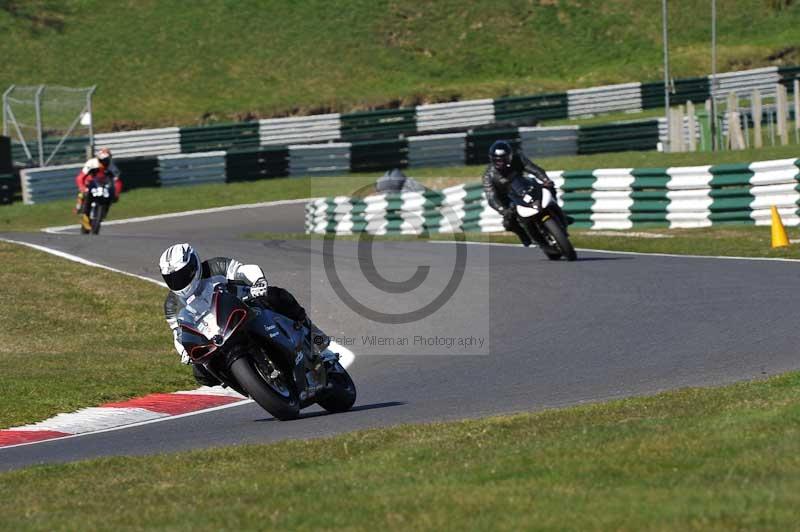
left=159, top=243, right=202, bottom=298
left=96, top=147, right=112, bottom=165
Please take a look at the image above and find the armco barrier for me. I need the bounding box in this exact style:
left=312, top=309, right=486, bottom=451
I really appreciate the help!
left=94, top=128, right=181, bottom=157
left=8, top=64, right=796, bottom=174
left=493, top=93, right=569, bottom=124
left=225, top=146, right=289, bottom=182
left=519, top=126, right=577, bottom=158
left=642, top=77, right=710, bottom=109
left=0, top=136, right=11, bottom=174
left=288, top=143, right=351, bottom=176
left=710, top=66, right=780, bottom=99
left=157, top=152, right=226, bottom=187
left=0, top=173, right=15, bottom=204
left=306, top=158, right=800, bottom=234
left=407, top=133, right=466, bottom=168
left=779, top=66, right=800, bottom=90
left=20, top=164, right=81, bottom=204
left=340, top=108, right=416, bottom=141
left=114, top=156, right=160, bottom=190
left=577, top=120, right=659, bottom=154
left=416, top=100, right=495, bottom=132
left=567, top=82, right=642, bottom=118
left=259, top=114, right=342, bottom=146
left=179, top=122, right=260, bottom=153
left=13, top=122, right=666, bottom=202
left=8, top=64, right=796, bottom=171
left=349, top=138, right=408, bottom=172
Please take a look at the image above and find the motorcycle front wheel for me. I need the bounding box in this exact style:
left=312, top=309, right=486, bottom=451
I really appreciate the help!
left=543, top=217, right=577, bottom=261
left=90, top=204, right=106, bottom=235
left=230, top=356, right=300, bottom=420
left=317, top=361, right=357, bottom=414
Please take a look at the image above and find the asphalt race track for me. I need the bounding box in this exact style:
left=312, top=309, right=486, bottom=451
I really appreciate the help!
left=2, top=200, right=799, bottom=471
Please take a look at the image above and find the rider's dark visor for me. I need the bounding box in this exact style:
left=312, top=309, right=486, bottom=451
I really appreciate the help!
left=163, top=255, right=198, bottom=291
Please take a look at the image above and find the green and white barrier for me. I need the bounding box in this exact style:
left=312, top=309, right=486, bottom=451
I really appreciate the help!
left=306, top=158, right=800, bottom=234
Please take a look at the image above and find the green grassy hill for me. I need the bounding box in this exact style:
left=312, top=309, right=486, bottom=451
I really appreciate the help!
left=1, top=0, right=798, bottom=130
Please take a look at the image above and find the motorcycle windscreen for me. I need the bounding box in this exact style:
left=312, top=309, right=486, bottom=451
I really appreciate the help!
left=213, top=290, right=249, bottom=343
left=510, top=178, right=542, bottom=205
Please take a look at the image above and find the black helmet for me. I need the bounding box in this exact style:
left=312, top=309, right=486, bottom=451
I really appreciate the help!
left=488, top=140, right=513, bottom=172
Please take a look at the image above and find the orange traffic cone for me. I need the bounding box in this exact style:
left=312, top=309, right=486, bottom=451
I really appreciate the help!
left=770, top=205, right=789, bottom=248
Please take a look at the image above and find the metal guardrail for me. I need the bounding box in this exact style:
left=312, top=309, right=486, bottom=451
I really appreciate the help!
left=519, top=126, right=578, bottom=157
left=493, top=93, right=568, bottom=123
left=567, top=82, right=643, bottom=118
left=710, top=66, right=780, bottom=99
left=288, top=143, right=351, bottom=176
left=94, top=127, right=181, bottom=157
left=157, top=152, right=226, bottom=187
left=259, top=114, right=342, bottom=146
left=407, top=133, right=466, bottom=168
left=416, top=100, right=495, bottom=132
left=20, top=163, right=81, bottom=204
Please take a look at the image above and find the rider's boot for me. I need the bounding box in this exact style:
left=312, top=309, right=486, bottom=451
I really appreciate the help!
left=514, top=229, right=533, bottom=247
left=192, top=364, right=222, bottom=387
left=508, top=221, right=533, bottom=247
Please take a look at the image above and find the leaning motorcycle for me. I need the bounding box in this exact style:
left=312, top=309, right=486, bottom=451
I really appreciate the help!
left=509, top=175, right=577, bottom=261
left=80, top=179, right=114, bottom=235
left=178, top=281, right=356, bottom=421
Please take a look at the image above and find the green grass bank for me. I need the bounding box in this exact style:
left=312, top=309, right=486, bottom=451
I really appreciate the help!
left=2, top=372, right=799, bottom=530
left=1, top=1, right=798, bottom=129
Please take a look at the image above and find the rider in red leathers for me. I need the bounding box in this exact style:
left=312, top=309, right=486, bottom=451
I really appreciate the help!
left=74, top=147, right=123, bottom=231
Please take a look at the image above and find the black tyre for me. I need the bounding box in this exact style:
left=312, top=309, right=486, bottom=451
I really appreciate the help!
left=544, top=247, right=562, bottom=260
left=230, top=356, right=300, bottom=420
left=543, top=217, right=577, bottom=261
left=90, top=205, right=105, bottom=235
left=317, top=362, right=357, bottom=413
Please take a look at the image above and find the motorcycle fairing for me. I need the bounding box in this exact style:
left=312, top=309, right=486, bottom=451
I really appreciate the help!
left=178, top=289, right=249, bottom=363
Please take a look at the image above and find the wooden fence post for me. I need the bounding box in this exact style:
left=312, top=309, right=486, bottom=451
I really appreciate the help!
left=776, top=83, right=789, bottom=146
left=751, top=90, right=763, bottom=148
left=795, top=79, right=799, bottom=144
left=686, top=100, right=697, bottom=151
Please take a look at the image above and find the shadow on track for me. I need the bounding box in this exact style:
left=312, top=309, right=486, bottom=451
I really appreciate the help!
left=254, top=401, right=407, bottom=423
left=573, top=256, right=632, bottom=262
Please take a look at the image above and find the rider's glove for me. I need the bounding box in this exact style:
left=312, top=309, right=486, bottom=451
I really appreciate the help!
left=249, top=278, right=268, bottom=298
left=180, top=351, right=191, bottom=365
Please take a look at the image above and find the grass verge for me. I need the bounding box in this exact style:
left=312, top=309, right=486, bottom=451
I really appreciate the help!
left=1, top=372, right=799, bottom=529
left=0, top=241, right=190, bottom=429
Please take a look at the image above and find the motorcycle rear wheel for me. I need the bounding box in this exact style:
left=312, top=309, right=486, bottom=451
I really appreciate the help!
left=230, top=356, right=300, bottom=420
left=317, top=361, right=357, bottom=413
left=543, top=218, right=577, bottom=261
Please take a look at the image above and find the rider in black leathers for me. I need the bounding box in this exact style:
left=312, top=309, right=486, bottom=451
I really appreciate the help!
left=482, top=140, right=571, bottom=246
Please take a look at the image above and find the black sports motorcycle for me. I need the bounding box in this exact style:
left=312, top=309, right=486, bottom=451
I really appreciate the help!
left=508, top=175, right=577, bottom=261
left=178, top=282, right=356, bottom=420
